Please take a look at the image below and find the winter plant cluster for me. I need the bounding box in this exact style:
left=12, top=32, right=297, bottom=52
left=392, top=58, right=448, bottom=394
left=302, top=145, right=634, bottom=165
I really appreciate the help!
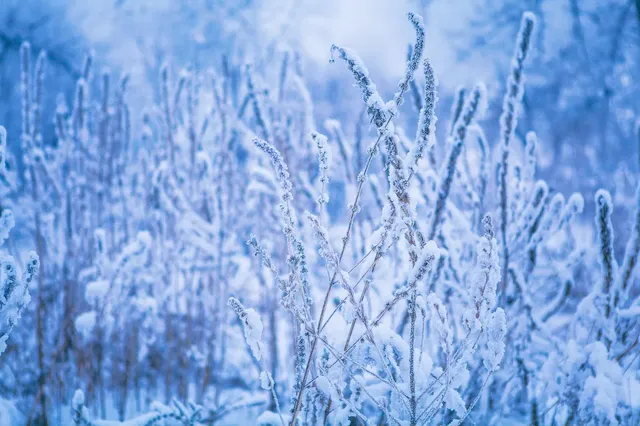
left=0, top=9, right=638, bottom=426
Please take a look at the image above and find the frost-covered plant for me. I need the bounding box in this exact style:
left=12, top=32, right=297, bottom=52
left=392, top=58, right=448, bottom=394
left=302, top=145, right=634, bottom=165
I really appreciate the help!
left=228, top=12, right=526, bottom=425
left=0, top=157, right=40, bottom=356
left=218, top=8, right=640, bottom=426
left=0, top=5, right=636, bottom=426
left=74, top=229, right=155, bottom=418
left=228, top=297, right=286, bottom=425
left=534, top=186, right=640, bottom=425
left=7, top=44, right=163, bottom=421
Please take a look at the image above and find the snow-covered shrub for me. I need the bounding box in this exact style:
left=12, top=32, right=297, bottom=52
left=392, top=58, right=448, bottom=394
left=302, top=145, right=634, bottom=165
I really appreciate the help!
left=65, top=9, right=639, bottom=426
left=220, top=10, right=587, bottom=426
left=0, top=6, right=637, bottom=426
